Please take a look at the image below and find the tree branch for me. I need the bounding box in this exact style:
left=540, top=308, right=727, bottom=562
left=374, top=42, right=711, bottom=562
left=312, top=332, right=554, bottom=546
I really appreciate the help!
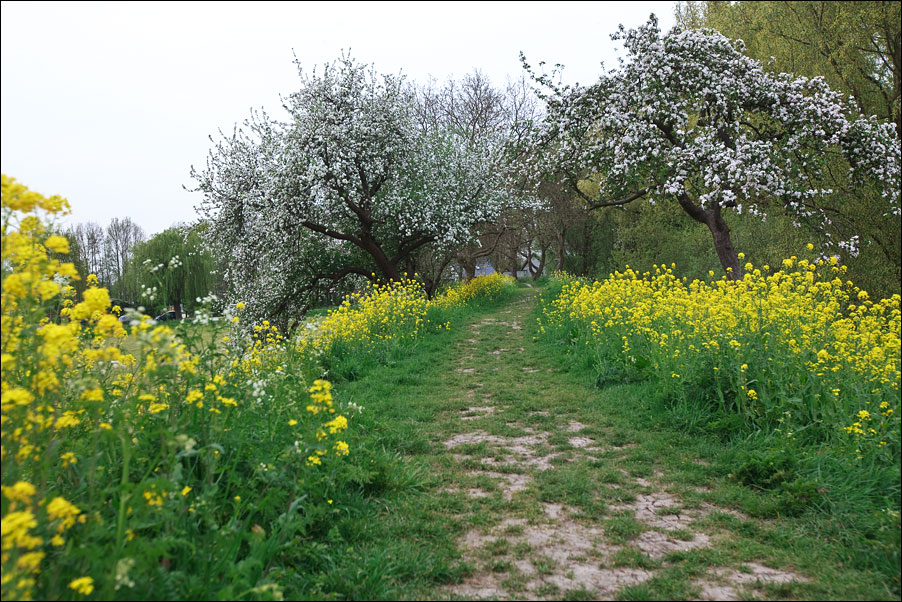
left=313, top=265, right=375, bottom=289
left=675, top=191, right=709, bottom=224
left=301, top=220, right=364, bottom=247
left=589, top=187, right=649, bottom=210
left=390, top=234, right=437, bottom=264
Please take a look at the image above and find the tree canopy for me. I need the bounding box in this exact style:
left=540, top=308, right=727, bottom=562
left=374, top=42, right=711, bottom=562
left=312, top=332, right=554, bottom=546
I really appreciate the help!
left=677, top=1, right=900, bottom=136
left=674, top=0, right=902, bottom=291
left=523, top=15, right=900, bottom=277
left=194, top=56, right=531, bottom=328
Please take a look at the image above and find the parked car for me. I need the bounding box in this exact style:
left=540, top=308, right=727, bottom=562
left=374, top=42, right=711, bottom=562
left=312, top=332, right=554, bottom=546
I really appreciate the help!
left=154, top=311, right=179, bottom=322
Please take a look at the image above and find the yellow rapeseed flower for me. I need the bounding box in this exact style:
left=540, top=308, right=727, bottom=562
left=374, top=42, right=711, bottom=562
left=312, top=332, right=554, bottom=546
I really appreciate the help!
left=1, top=481, right=37, bottom=504
left=68, top=577, right=94, bottom=595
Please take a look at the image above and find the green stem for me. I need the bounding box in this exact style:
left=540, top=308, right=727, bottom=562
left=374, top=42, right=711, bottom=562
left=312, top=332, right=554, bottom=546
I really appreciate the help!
left=104, top=433, right=132, bottom=600
left=115, top=433, right=132, bottom=550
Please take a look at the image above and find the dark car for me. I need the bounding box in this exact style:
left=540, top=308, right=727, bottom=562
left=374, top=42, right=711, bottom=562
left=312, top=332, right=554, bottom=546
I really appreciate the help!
left=154, top=311, right=179, bottom=322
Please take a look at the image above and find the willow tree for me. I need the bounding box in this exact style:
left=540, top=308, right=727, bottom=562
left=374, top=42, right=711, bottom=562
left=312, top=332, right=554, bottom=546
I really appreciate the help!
left=131, top=224, right=219, bottom=318
left=524, top=16, right=900, bottom=278
left=194, top=56, right=524, bottom=328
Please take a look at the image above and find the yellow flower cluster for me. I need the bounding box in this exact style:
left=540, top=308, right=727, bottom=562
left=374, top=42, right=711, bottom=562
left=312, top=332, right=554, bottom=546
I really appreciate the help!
left=541, top=257, right=900, bottom=457
left=0, top=483, right=84, bottom=599
left=252, top=320, right=282, bottom=346
left=291, top=380, right=350, bottom=465
left=843, top=402, right=895, bottom=450
left=1, top=175, right=70, bottom=214
left=296, top=273, right=515, bottom=360
left=305, top=379, right=334, bottom=416
left=2, top=181, right=138, bottom=460
left=235, top=317, right=287, bottom=373
left=430, top=273, right=515, bottom=311
left=1, top=178, right=106, bottom=598
left=297, top=279, right=429, bottom=358
left=2, top=178, right=358, bottom=598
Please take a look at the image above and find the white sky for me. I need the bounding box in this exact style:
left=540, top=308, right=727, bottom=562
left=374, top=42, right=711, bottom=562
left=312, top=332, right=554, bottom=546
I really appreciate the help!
left=1, top=1, right=676, bottom=236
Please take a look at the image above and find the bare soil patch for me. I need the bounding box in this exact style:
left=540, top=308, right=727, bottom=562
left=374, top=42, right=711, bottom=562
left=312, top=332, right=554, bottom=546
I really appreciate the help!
left=473, top=471, right=532, bottom=500
left=459, top=406, right=496, bottom=421
left=693, top=563, right=809, bottom=600
left=450, top=513, right=653, bottom=600
left=566, top=420, right=590, bottom=432
left=445, top=430, right=563, bottom=472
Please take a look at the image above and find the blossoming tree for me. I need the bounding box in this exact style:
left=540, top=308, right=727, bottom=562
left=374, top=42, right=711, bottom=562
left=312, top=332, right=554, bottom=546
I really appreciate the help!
left=414, top=71, right=542, bottom=282
left=194, top=56, right=521, bottom=327
left=524, top=16, right=900, bottom=278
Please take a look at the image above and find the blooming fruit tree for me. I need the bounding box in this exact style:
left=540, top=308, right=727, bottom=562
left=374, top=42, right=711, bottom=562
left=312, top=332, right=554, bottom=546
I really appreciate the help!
left=524, top=16, right=901, bottom=278
left=194, top=56, right=522, bottom=327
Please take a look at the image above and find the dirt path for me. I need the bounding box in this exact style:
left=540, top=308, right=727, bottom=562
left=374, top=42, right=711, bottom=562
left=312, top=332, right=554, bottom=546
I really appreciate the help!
left=433, top=290, right=808, bottom=600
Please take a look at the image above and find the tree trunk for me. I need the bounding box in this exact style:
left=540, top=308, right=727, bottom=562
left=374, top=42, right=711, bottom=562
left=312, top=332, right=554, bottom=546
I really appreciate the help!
left=359, top=231, right=403, bottom=282
left=533, top=244, right=547, bottom=280
left=509, top=243, right=519, bottom=278
left=707, top=207, right=741, bottom=278
left=676, top=192, right=742, bottom=279
left=454, top=254, right=475, bottom=281
left=522, top=242, right=535, bottom=279
left=554, top=226, right=568, bottom=273
left=423, top=255, right=454, bottom=297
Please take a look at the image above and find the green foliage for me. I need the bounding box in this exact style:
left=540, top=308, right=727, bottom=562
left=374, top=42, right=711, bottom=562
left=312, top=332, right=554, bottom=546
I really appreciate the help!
left=58, top=230, right=91, bottom=297
left=562, top=210, right=617, bottom=276
left=609, top=201, right=716, bottom=281
left=726, top=444, right=824, bottom=516
left=605, top=200, right=893, bottom=296
left=131, top=223, right=221, bottom=316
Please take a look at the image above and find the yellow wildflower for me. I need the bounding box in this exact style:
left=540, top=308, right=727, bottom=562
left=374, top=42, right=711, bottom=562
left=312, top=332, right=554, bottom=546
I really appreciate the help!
left=68, top=577, right=94, bottom=595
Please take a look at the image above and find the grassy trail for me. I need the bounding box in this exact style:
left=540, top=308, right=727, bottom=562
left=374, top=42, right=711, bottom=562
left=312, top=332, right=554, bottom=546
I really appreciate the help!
left=329, top=287, right=892, bottom=601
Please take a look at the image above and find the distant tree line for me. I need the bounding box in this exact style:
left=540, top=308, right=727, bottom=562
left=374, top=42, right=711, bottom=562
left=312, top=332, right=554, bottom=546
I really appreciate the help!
left=64, top=219, right=223, bottom=317
left=65, top=218, right=145, bottom=302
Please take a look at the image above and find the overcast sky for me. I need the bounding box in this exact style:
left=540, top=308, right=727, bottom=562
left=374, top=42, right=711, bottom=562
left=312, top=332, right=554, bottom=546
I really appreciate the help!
left=1, top=1, right=676, bottom=236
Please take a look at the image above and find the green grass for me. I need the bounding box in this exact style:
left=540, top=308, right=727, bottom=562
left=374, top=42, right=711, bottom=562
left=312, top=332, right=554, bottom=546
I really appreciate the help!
left=245, top=284, right=899, bottom=599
